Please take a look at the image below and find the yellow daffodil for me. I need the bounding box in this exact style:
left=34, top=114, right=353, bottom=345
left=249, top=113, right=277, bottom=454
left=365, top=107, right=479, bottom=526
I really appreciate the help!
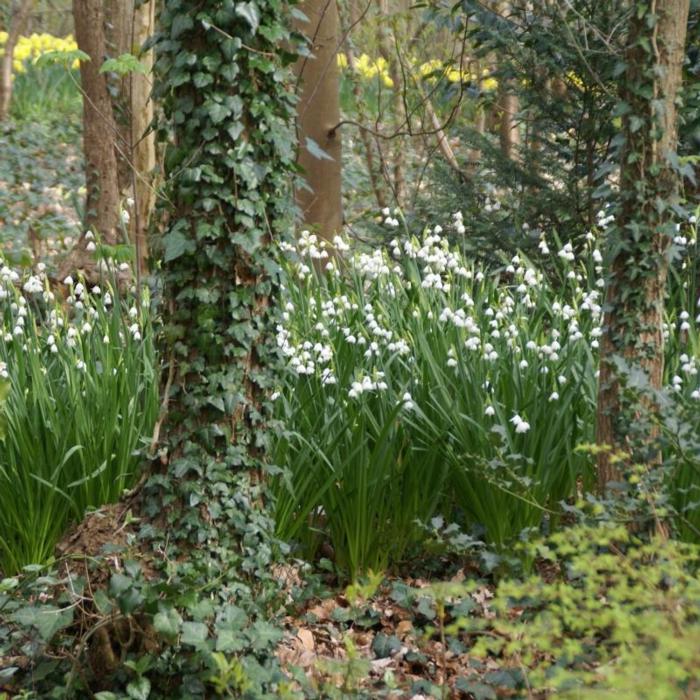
left=0, top=33, right=78, bottom=74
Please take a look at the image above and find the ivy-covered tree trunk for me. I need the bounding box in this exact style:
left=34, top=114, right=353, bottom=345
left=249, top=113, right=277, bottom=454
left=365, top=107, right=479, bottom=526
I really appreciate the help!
left=145, top=0, right=298, bottom=667
left=596, top=0, right=690, bottom=490
left=294, top=0, right=343, bottom=241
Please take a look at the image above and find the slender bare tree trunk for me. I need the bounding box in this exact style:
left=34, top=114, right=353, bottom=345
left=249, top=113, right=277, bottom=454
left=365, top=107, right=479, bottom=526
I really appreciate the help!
left=424, top=92, right=464, bottom=178
left=72, top=0, right=121, bottom=249
left=129, top=0, right=156, bottom=275
left=295, top=0, right=343, bottom=242
left=494, top=1, right=519, bottom=160
left=467, top=61, right=486, bottom=174
left=497, top=87, right=520, bottom=160
left=105, top=0, right=135, bottom=192
left=103, top=0, right=156, bottom=275
left=0, top=0, right=33, bottom=121
left=596, top=0, right=690, bottom=491
left=377, top=0, right=407, bottom=207
left=342, top=0, right=387, bottom=210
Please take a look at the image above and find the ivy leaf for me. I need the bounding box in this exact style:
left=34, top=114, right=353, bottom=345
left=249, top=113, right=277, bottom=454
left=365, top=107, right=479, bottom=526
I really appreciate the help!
left=163, top=229, right=193, bottom=262
left=290, top=7, right=309, bottom=23
left=153, top=607, right=182, bottom=640
left=126, top=678, right=151, bottom=700
left=171, top=14, right=194, bottom=38
left=248, top=620, right=282, bottom=651
left=304, top=137, right=334, bottom=161
left=371, top=632, right=402, bottom=659
left=415, top=596, right=436, bottom=621
left=216, top=628, right=246, bottom=653
left=93, top=589, right=114, bottom=615
left=208, top=103, right=231, bottom=124
left=454, top=679, right=497, bottom=700
left=236, top=2, right=260, bottom=33
left=181, top=621, right=209, bottom=648
left=34, top=606, right=73, bottom=641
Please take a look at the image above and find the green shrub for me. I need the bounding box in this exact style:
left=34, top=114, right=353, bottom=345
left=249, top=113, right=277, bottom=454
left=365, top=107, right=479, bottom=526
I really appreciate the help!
left=459, top=522, right=700, bottom=698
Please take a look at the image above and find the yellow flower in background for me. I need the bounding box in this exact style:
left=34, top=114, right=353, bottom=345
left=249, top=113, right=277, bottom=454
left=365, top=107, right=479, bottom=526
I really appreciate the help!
left=418, top=58, right=444, bottom=79
left=338, top=52, right=495, bottom=91
left=445, top=68, right=466, bottom=83
left=566, top=70, right=585, bottom=91
left=352, top=53, right=393, bottom=88
left=0, top=33, right=79, bottom=74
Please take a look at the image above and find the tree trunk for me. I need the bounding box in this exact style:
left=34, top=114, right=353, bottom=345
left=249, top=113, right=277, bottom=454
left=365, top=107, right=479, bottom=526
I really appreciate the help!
left=596, top=0, right=690, bottom=491
left=295, top=0, right=343, bottom=241
left=494, top=1, right=519, bottom=161
left=467, top=61, right=486, bottom=174
left=104, top=0, right=135, bottom=193
left=342, top=0, right=387, bottom=210
left=129, top=0, right=156, bottom=276
left=72, top=0, right=121, bottom=248
left=497, top=86, right=519, bottom=161
left=377, top=0, right=407, bottom=208
left=0, top=0, right=33, bottom=121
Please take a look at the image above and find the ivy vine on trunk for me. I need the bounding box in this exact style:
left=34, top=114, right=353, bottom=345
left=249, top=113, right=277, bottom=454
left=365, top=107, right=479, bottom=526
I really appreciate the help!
left=136, top=0, right=298, bottom=694
left=596, top=0, right=690, bottom=490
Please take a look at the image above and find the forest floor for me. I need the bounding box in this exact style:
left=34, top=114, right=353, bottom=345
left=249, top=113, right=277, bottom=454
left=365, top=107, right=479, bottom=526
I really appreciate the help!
left=0, top=119, right=82, bottom=268
left=276, top=563, right=522, bottom=699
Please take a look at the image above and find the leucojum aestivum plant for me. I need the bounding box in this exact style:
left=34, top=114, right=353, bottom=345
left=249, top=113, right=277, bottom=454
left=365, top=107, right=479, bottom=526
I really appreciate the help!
left=0, top=259, right=157, bottom=575
left=272, top=208, right=700, bottom=580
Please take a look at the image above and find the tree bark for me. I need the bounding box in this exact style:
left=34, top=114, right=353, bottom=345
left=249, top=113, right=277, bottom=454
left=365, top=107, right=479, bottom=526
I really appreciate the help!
left=0, top=0, right=33, bottom=121
left=295, top=0, right=343, bottom=242
left=129, top=0, right=156, bottom=276
left=494, top=1, right=519, bottom=161
left=72, top=0, right=121, bottom=248
left=342, top=0, right=387, bottom=210
left=497, top=86, right=519, bottom=161
left=596, top=0, right=690, bottom=491
left=377, top=0, right=407, bottom=208
left=104, top=0, right=135, bottom=193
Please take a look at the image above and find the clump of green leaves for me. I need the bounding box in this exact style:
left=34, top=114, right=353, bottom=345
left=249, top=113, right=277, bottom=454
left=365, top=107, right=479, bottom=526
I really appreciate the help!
left=459, top=522, right=700, bottom=698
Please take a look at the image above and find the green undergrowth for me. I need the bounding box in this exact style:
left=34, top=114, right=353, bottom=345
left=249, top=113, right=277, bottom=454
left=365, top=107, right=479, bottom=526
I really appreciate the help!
left=0, top=119, right=83, bottom=266
left=451, top=521, right=700, bottom=698
left=4, top=507, right=697, bottom=699
left=10, top=64, right=82, bottom=125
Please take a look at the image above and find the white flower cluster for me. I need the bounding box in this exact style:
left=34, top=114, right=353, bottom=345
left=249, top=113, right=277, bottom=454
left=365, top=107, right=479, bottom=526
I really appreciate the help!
left=349, top=372, right=388, bottom=399
left=0, top=263, right=146, bottom=382
left=279, top=213, right=700, bottom=434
